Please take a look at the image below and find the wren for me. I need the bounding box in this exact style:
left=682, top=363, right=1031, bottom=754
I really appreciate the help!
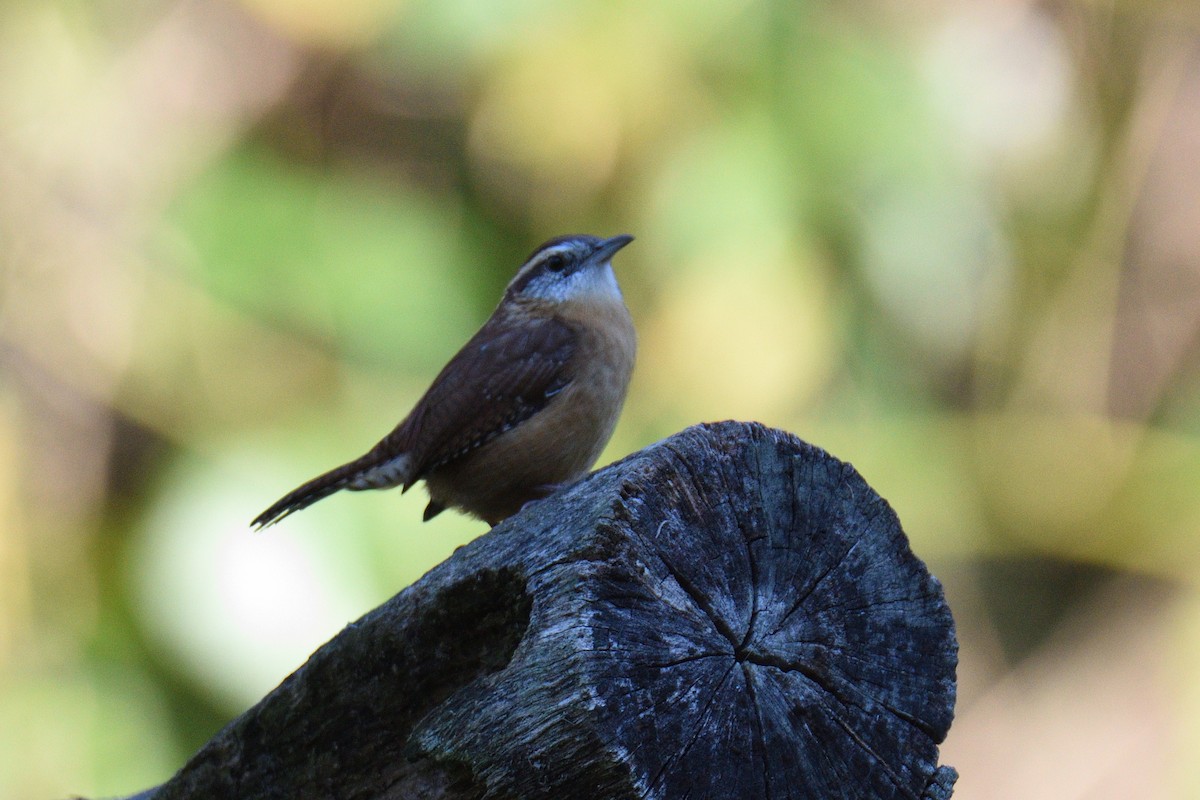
left=252, top=234, right=636, bottom=528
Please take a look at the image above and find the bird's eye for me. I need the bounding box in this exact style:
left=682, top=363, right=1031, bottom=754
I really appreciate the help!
left=543, top=254, right=568, bottom=273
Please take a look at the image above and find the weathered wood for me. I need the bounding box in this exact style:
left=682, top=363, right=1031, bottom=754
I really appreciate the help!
left=107, top=421, right=958, bottom=800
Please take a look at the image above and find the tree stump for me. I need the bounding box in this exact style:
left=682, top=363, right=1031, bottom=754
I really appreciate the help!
left=108, top=421, right=958, bottom=800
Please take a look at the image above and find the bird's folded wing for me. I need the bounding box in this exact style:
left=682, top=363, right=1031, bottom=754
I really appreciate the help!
left=372, top=313, right=579, bottom=487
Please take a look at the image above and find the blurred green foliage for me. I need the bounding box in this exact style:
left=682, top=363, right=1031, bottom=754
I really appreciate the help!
left=169, top=145, right=480, bottom=370
left=1, top=0, right=1199, bottom=797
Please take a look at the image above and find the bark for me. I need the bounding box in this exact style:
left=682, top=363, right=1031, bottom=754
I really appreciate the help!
left=102, top=421, right=958, bottom=800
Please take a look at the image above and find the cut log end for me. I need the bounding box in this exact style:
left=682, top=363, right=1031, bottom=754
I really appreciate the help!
left=105, top=421, right=958, bottom=800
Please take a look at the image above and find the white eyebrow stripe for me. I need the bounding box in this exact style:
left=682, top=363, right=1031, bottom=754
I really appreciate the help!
left=528, top=243, right=577, bottom=266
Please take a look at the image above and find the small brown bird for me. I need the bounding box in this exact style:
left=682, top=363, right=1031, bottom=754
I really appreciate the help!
left=252, top=233, right=636, bottom=528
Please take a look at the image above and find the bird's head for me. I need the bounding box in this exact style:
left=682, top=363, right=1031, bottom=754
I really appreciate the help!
left=505, top=234, right=634, bottom=306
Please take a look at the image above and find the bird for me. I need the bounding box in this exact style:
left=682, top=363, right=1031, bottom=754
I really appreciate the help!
left=252, top=233, right=637, bottom=529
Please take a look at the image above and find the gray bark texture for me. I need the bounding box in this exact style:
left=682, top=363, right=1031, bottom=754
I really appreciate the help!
left=106, top=421, right=958, bottom=800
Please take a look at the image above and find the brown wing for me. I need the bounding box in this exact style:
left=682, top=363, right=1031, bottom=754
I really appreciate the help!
left=374, top=312, right=578, bottom=487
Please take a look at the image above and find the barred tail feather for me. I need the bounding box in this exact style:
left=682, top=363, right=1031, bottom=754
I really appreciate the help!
left=253, top=445, right=417, bottom=529
left=252, top=457, right=371, bottom=529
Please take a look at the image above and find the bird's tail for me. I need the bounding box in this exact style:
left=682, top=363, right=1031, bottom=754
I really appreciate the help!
left=252, top=453, right=386, bottom=529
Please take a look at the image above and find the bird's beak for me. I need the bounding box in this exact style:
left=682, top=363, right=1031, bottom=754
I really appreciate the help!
left=588, top=234, right=634, bottom=265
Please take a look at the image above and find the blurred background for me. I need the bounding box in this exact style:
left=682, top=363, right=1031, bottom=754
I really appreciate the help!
left=1, top=0, right=1198, bottom=796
